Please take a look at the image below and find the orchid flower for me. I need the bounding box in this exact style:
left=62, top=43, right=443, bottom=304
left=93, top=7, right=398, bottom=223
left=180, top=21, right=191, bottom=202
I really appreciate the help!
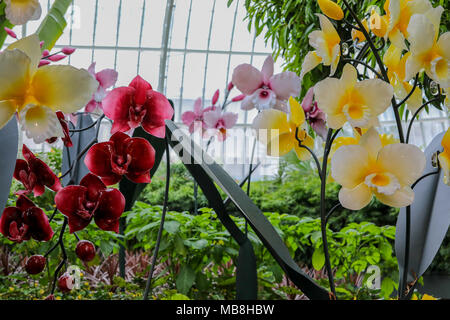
left=300, top=14, right=341, bottom=81
left=351, top=19, right=369, bottom=43
left=84, top=132, right=156, bottom=185
left=383, top=45, right=423, bottom=114
left=331, top=128, right=425, bottom=210
left=404, top=10, right=449, bottom=88
left=301, top=88, right=327, bottom=139
left=46, top=111, right=73, bottom=147
left=55, top=174, right=125, bottom=233
left=181, top=91, right=219, bottom=134
left=232, top=55, right=301, bottom=112
left=438, top=128, right=450, bottom=186
left=102, top=75, right=173, bottom=137
left=0, top=35, right=98, bottom=143
left=13, top=145, right=62, bottom=197
left=4, top=0, right=42, bottom=25
left=314, top=64, right=394, bottom=130
left=370, top=0, right=440, bottom=50
left=0, top=195, right=53, bottom=243
left=203, top=108, right=238, bottom=142
left=317, top=0, right=344, bottom=21
left=252, top=97, right=314, bottom=160
left=85, top=62, right=118, bottom=113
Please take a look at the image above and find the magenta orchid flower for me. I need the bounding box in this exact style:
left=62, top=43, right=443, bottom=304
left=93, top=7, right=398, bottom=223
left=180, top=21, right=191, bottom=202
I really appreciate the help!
left=85, top=62, right=118, bottom=113
left=181, top=90, right=220, bottom=134
left=232, top=55, right=301, bottom=112
left=302, top=87, right=327, bottom=139
left=203, top=108, right=238, bottom=142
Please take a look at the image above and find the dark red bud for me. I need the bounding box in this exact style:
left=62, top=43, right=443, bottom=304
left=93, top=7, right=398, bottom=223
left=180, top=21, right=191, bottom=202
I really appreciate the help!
left=58, top=274, right=74, bottom=293
left=25, top=255, right=46, bottom=275
left=75, top=240, right=96, bottom=262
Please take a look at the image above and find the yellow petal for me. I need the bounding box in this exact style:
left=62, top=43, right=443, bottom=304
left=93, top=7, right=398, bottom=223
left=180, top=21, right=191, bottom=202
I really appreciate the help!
left=289, top=97, right=305, bottom=126
left=352, top=19, right=369, bottom=42
left=375, top=186, right=415, bottom=208
left=339, top=183, right=373, bottom=210
left=437, top=32, right=450, bottom=61
left=377, top=143, right=426, bottom=186
left=0, top=49, right=31, bottom=105
left=314, top=77, right=345, bottom=121
left=388, top=28, right=407, bottom=51
left=300, top=51, right=322, bottom=81
left=7, top=34, right=41, bottom=74
left=358, top=128, right=383, bottom=160
left=341, top=64, right=358, bottom=90
left=267, top=132, right=294, bottom=157
left=4, top=0, right=42, bottom=25
left=402, top=82, right=423, bottom=114
left=294, top=133, right=314, bottom=161
left=439, top=129, right=450, bottom=185
left=354, top=78, right=394, bottom=116
left=383, top=44, right=402, bottom=69
left=317, top=0, right=344, bottom=21
left=404, top=54, right=423, bottom=82
left=31, top=65, right=98, bottom=113
left=331, top=145, right=370, bottom=188
left=0, top=100, right=17, bottom=129
left=369, top=11, right=387, bottom=38
left=311, top=14, right=340, bottom=66
left=252, top=109, right=290, bottom=146
left=329, top=44, right=340, bottom=76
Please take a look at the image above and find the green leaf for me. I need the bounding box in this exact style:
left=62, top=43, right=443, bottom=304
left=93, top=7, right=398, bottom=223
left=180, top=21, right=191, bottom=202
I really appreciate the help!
left=312, top=247, right=325, bottom=271
left=100, top=240, right=113, bottom=256
left=184, top=239, right=208, bottom=250
left=195, top=272, right=210, bottom=291
left=176, top=266, right=196, bottom=295
left=163, top=220, right=180, bottom=234
left=37, top=0, right=72, bottom=50
left=174, top=235, right=187, bottom=255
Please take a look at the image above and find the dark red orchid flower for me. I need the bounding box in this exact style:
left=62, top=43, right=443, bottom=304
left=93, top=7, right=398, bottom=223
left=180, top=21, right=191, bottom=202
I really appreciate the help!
left=55, top=173, right=125, bottom=233
left=46, top=112, right=73, bottom=147
left=84, top=132, right=155, bottom=185
left=102, top=75, right=174, bottom=137
left=0, top=195, right=54, bottom=243
left=14, top=145, right=62, bottom=197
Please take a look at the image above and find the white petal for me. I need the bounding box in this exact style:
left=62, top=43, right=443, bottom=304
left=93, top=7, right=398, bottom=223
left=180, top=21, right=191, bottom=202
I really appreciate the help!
left=404, top=55, right=423, bottom=81
left=314, top=77, right=345, bottom=117
left=375, top=186, right=415, bottom=208
left=437, top=32, right=450, bottom=61
left=358, top=127, right=383, bottom=160
left=407, top=14, right=435, bottom=55
left=354, top=78, right=394, bottom=115
left=4, top=0, right=42, bottom=25
left=387, top=0, right=400, bottom=34
left=339, top=183, right=373, bottom=210
left=300, top=51, right=322, bottom=81
left=19, top=104, right=64, bottom=144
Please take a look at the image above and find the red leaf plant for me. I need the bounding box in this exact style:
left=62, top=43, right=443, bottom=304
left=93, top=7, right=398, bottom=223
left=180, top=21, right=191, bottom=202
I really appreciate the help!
left=14, top=145, right=62, bottom=197
left=84, top=132, right=155, bottom=185
left=0, top=195, right=54, bottom=243
left=54, top=173, right=125, bottom=233
left=102, top=75, right=174, bottom=137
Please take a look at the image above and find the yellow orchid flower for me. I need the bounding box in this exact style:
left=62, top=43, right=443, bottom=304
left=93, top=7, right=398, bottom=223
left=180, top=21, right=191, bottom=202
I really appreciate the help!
left=4, top=0, right=42, bottom=25
left=412, top=293, right=438, bottom=300
left=317, top=0, right=344, bottom=21
left=300, top=14, right=341, bottom=81
left=404, top=10, right=449, bottom=88
left=383, top=45, right=423, bottom=113
left=331, top=128, right=425, bottom=210
left=371, top=0, right=439, bottom=50
left=0, top=34, right=98, bottom=142
left=252, top=97, right=314, bottom=160
left=314, top=64, right=394, bottom=130
left=351, top=19, right=369, bottom=43
left=438, top=128, right=450, bottom=185
left=444, top=87, right=450, bottom=109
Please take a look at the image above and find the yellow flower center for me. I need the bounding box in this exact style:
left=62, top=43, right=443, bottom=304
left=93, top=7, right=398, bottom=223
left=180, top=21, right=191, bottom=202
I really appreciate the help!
left=365, top=172, right=400, bottom=195
left=24, top=104, right=47, bottom=125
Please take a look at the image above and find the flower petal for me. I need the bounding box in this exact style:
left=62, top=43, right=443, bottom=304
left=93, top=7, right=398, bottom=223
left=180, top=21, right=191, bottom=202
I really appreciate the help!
left=129, top=75, right=152, bottom=105
left=23, top=207, right=54, bottom=241
left=377, top=143, right=426, bottom=186
left=55, top=185, right=92, bottom=233
left=94, top=189, right=125, bottom=233
left=261, top=55, right=274, bottom=81
left=142, top=90, right=173, bottom=138
left=300, top=51, right=322, bottom=81
left=181, top=111, right=196, bottom=127
left=267, top=132, right=294, bottom=157
left=354, top=78, right=394, bottom=116
left=289, top=97, right=305, bottom=126
left=4, top=0, right=41, bottom=25
left=127, top=138, right=155, bottom=179
left=31, top=65, right=99, bottom=113
left=317, top=0, right=344, bottom=21
left=293, top=133, right=314, bottom=160
left=231, top=63, right=263, bottom=95
left=269, top=72, right=301, bottom=101
left=331, top=145, right=370, bottom=188
left=358, top=127, right=383, bottom=160
left=96, top=69, right=118, bottom=89
left=84, top=141, right=114, bottom=177
left=0, top=49, right=30, bottom=107
left=407, top=13, right=435, bottom=56
left=103, top=87, right=135, bottom=126
left=339, top=183, right=372, bottom=210
left=222, top=112, right=238, bottom=129
left=375, top=186, right=415, bottom=208
left=0, top=100, right=18, bottom=129
left=6, top=34, right=41, bottom=73
left=80, top=173, right=106, bottom=202
left=252, top=109, right=290, bottom=146
left=19, top=105, right=64, bottom=144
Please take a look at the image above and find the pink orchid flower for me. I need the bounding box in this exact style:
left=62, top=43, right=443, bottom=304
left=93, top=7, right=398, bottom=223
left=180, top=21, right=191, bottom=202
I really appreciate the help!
left=203, top=108, right=238, bottom=142
left=85, top=62, right=118, bottom=113
left=231, top=55, right=301, bottom=112
left=181, top=90, right=220, bottom=134
left=302, top=87, right=328, bottom=139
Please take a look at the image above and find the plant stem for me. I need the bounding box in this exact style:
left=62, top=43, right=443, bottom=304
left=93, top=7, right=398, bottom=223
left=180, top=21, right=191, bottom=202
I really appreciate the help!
left=143, top=136, right=171, bottom=300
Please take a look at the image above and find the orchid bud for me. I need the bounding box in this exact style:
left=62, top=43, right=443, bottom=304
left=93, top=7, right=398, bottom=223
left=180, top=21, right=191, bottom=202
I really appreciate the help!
left=48, top=54, right=66, bottom=62
left=231, top=94, right=245, bottom=102
left=4, top=27, right=17, bottom=39
left=227, top=82, right=234, bottom=91
left=39, top=41, right=45, bottom=48
left=62, top=47, right=76, bottom=55
left=212, top=89, right=220, bottom=106
left=42, top=49, right=50, bottom=57
left=38, top=60, right=51, bottom=68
